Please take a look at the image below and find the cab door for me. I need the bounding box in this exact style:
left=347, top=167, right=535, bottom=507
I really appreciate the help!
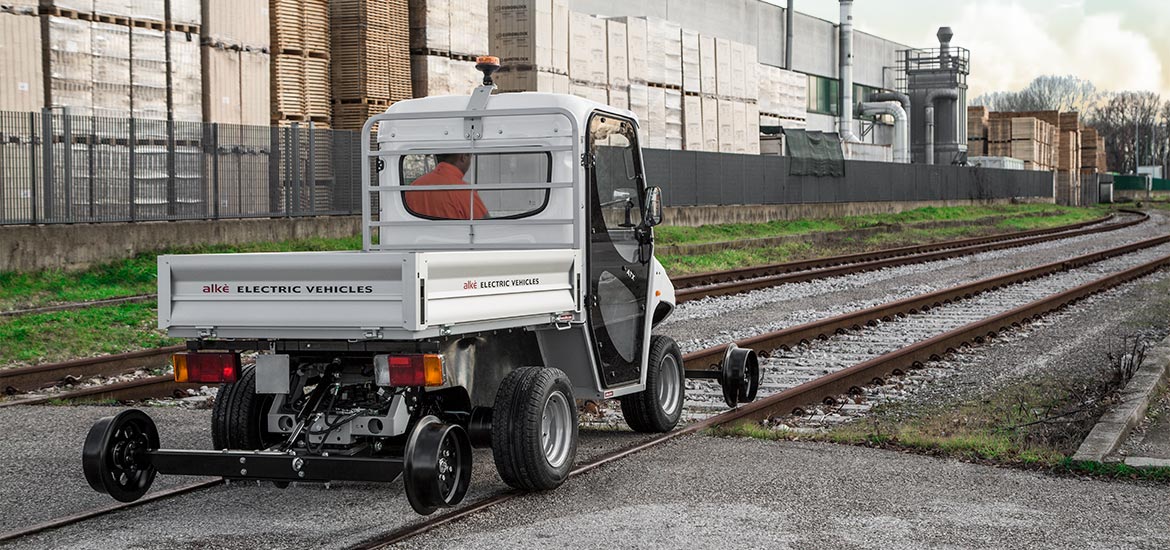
left=584, top=113, right=652, bottom=388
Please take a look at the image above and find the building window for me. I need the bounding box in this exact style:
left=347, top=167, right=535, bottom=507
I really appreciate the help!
left=854, top=84, right=884, bottom=121
left=806, top=74, right=839, bottom=116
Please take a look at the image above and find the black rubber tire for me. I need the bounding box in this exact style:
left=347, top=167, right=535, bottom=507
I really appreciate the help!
left=491, top=367, right=578, bottom=491
left=619, top=335, right=685, bottom=433
left=211, top=366, right=272, bottom=450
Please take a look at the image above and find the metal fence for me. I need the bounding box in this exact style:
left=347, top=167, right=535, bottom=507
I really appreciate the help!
left=0, top=110, right=368, bottom=225
left=643, top=150, right=1057, bottom=207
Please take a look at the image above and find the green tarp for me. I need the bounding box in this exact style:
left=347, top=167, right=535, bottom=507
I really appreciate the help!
left=783, top=129, right=845, bottom=177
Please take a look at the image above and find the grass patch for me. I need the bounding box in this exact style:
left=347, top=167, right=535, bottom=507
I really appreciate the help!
left=0, top=301, right=178, bottom=367
left=655, top=204, right=1101, bottom=246
left=659, top=241, right=813, bottom=275
left=660, top=205, right=1111, bottom=275
left=0, top=234, right=362, bottom=311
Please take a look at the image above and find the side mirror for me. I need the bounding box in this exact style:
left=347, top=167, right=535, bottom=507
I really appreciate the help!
left=643, top=186, right=664, bottom=227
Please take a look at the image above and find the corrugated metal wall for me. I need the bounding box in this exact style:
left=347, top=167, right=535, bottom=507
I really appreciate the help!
left=643, top=149, right=1055, bottom=207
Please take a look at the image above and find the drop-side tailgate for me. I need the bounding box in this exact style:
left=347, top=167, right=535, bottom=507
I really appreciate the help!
left=159, top=249, right=579, bottom=340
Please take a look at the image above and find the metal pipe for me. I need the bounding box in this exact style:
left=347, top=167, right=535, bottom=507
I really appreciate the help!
left=785, top=0, right=794, bottom=70
left=838, top=0, right=858, bottom=142
left=859, top=101, right=909, bottom=163
left=924, top=89, right=959, bottom=165
left=869, top=91, right=911, bottom=139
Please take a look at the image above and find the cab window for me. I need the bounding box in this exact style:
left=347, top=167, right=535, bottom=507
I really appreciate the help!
left=399, top=152, right=551, bottom=220
left=589, top=117, right=643, bottom=231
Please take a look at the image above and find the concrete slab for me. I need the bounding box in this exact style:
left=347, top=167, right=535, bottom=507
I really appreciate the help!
left=1124, top=456, right=1170, bottom=469
left=1072, top=333, right=1170, bottom=463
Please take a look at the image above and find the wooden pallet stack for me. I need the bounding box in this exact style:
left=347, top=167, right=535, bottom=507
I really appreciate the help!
left=967, top=105, right=989, bottom=156
left=331, top=0, right=410, bottom=131
left=1008, top=117, right=1054, bottom=171
left=270, top=0, right=331, bottom=126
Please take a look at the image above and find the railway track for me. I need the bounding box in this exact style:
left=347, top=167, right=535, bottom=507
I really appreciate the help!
left=0, top=214, right=1165, bottom=547
left=349, top=232, right=1170, bottom=549
left=674, top=210, right=1145, bottom=302
left=0, top=345, right=192, bottom=408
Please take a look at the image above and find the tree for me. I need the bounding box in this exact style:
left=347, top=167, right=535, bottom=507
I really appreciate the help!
left=973, top=75, right=1100, bottom=113
left=1085, top=91, right=1164, bottom=174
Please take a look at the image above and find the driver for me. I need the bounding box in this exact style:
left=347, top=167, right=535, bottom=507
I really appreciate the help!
left=405, top=153, right=488, bottom=220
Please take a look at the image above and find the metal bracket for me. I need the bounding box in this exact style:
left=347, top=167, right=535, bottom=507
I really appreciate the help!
left=362, top=328, right=384, bottom=340
left=196, top=327, right=217, bottom=339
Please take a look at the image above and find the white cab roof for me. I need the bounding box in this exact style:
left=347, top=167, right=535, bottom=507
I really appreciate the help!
left=376, top=91, right=637, bottom=143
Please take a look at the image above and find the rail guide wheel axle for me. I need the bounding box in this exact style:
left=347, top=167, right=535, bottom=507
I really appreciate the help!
left=403, top=415, right=473, bottom=515
left=82, top=409, right=160, bottom=503
left=684, top=343, right=761, bottom=408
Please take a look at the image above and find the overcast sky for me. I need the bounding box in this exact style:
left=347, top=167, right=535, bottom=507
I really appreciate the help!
left=783, top=0, right=1169, bottom=99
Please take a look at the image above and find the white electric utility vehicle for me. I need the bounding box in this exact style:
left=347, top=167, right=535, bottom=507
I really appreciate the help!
left=82, top=58, right=759, bottom=514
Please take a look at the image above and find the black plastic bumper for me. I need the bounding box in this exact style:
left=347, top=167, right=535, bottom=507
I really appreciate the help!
left=148, top=449, right=404, bottom=483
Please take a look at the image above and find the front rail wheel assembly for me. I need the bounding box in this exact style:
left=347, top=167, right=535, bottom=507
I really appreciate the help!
left=720, top=344, right=760, bottom=408
left=82, top=409, right=160, bottom=503
left=492, top=367, right=578, bottom=491
left=404, top=415, right=473, bottom=515
left=620, top=335, right=685, bottom=433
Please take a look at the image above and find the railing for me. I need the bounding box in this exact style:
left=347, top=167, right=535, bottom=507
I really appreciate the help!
left=360, top=108, right=581, bottom=252
left=0, top=110, right=368, bottom=225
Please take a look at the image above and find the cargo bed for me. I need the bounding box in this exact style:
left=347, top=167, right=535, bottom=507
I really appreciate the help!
left=159, top=249, right=579, bottom=340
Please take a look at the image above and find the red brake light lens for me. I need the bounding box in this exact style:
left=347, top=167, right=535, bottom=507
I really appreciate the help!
left=173, top=352, right=240, bottom=384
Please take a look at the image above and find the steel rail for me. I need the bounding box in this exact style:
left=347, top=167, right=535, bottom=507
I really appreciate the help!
left=351, top=234, right=1170, bottom=549
left=671, top=211, right=1129, bottom=290
left=0, top=294, right=156, bottom=318
left=676, top=211, right=1147, bottom=302
left=0, top=479, right=222, bottom=544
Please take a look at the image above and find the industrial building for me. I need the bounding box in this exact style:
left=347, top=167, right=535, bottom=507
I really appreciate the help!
left=0, top=0, right=1096, bottom=227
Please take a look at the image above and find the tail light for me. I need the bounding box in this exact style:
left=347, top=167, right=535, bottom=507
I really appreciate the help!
left=374, top=354, right=444, bottom=387
left=173, top=352, right=240, bottom=384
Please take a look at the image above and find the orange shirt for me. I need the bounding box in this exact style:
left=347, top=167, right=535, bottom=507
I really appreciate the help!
left=404, top=162, right=489, bottom=220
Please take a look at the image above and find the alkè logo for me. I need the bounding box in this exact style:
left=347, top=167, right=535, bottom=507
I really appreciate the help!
left=463, top=280, right=478, bottom=290
left=202, top=284, right=230, bottom=294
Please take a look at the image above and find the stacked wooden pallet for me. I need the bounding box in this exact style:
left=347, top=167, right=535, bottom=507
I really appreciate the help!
left=270, top=0, right=331, bottom=125
left=967, top=105, right=988, bottom=156
left=331, top=0, right=410, bottom=131
left=1009, top=117, right=1054, bottom=171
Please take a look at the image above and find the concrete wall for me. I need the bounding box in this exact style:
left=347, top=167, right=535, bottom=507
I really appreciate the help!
left=1, top=216, right=361, bottom=272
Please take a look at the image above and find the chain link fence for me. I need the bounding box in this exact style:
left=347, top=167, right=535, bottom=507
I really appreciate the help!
left=0, top=110, right=370, bottom=225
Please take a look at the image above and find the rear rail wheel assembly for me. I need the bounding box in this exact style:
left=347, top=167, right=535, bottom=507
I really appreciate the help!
left=620, top=335, right=686, bottom=433
left=82, top=409, right=160, bottom=503
left=404, top=416, right=473, bottom=515
left=491, top=367, right=578, bottom=491
left=685, top=343, right=760, bottom=408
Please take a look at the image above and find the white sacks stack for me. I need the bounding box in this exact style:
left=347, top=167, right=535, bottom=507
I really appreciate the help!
left=481, top=7, right=783, bottom=152
left=566, top=12, right=606, bottom=103
left=757, top=65, right=808, bottom=129
left=410, top=0, right=490, bottom=97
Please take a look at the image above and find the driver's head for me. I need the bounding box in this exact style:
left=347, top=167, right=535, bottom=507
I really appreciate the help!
left=436, top=153, right=472, bottom=174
